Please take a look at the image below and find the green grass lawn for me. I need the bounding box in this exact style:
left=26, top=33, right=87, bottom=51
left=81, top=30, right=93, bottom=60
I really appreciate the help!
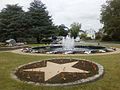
left=0, top=43, right=120, bottom=90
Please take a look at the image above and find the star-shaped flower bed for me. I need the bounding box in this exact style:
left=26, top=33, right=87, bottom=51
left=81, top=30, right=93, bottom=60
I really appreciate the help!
left=14, top=59, right=104, bottom=86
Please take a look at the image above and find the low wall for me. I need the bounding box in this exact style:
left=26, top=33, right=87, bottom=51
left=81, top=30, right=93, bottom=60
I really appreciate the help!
left=0, top=45, right=29, bottom=51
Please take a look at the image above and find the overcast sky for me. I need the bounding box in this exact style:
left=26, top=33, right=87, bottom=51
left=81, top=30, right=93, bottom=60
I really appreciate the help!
left=0, top=0, right=107, bottom=31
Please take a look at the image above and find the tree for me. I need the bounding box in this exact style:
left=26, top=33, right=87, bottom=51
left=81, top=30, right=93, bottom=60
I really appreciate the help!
left=0, top=4, right=24, bottom=41
left=56, top=24, right=68, bottom=36
left=28, top=0, right=55, bottom=43
left=95, top=29, right=103, bottom=40
left=100, top=0, right=120, bottom=41
left=80, top=33, right=87, bottom=40
left=70, top=22, right=81, bottom=39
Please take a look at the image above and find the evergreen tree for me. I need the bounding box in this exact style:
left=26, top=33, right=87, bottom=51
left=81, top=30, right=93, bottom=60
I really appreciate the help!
left=0, top=4, right=24, bottom=41
left=28, top=0, right=55, bottom=43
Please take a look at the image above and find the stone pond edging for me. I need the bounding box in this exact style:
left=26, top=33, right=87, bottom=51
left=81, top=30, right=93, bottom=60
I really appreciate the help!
left=9, top=48, right=120, bottom=56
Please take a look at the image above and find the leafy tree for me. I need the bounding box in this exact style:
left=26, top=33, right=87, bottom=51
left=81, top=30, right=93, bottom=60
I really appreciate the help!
left=80, top=33, right=87, bottom=40
left=100, top=0, right=120, bottom=41
left=95, top=29, right=103, bottom=40
left=28, top=0, right=55, bottom=43
left=0, top=4, right=24, bottom=41
left=56, top=24, right=68, bottom=36
left=70, top=22, right=81, bottom=39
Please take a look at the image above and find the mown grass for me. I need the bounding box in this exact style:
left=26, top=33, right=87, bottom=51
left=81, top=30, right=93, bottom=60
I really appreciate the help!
left=0, top=43, right=120, bottom=90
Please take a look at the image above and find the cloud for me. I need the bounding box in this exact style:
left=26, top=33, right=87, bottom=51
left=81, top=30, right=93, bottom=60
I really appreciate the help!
left=41, top=0, right=106, bottom=31
left=0, top=0, right=107, bottom=31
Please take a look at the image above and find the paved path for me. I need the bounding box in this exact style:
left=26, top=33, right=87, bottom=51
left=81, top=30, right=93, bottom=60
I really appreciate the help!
left=23, top=61, right=89, bottom=81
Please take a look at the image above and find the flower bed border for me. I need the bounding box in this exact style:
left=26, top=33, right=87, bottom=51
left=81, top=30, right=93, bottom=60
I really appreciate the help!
left=11, top=59, right=104, bottom=86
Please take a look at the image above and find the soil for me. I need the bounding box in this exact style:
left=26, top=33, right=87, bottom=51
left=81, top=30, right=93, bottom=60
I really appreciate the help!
left=15, top=59, right=99, bottom=84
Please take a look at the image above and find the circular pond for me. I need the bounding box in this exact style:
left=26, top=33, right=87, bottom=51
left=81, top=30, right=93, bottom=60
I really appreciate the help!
left=13, top=59, right=104, bottom=86
left=22, top=45, right=115, bottom=54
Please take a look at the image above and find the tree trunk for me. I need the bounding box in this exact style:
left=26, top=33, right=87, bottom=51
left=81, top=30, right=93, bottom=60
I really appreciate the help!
left=36, top=37, right=40, bottom=44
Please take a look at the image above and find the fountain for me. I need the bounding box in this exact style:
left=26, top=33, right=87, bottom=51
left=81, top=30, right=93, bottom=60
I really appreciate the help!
left=21, top=35, right=116, bottom=54
left=62, top=35, right=75, bottom=51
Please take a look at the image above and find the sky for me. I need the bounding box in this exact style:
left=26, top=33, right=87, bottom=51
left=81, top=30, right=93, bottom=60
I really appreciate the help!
left=0, top=0, right=107, bottom=31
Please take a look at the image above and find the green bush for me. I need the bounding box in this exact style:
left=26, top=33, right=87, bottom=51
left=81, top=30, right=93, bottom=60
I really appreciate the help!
left=41, top=39, right=53, bottom=44
left=102, top=35, right=111, bottom=41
